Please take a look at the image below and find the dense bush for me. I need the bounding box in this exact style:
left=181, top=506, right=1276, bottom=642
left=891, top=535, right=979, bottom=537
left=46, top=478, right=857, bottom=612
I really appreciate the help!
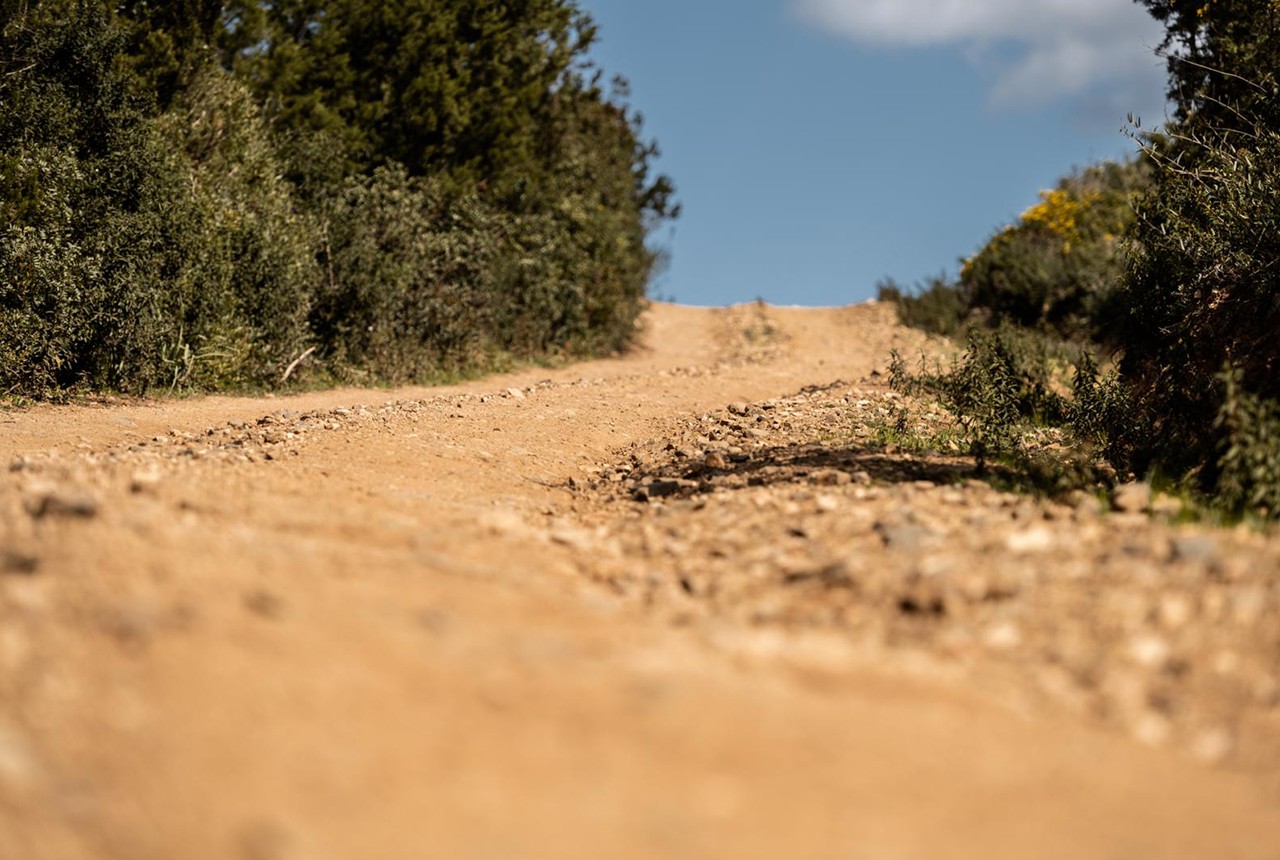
left=312, top=166, right=498, bottom=381
left=161, top=68, right=322, bottom=388
left=875, top=274, right=968, bottom=337
left=1113, top=122, right=1280, bottom=499
left=1104, top=2, right=1280, bottom=513
left=882, top=159, right=1146, bottom=344
left=890, top=326, right=1070, bottom=473
left=0, top=2, right=202, bottom=396
left=0, top=0, right=676, bottom=399
left=959, top=159, right=1147, bottom=341
left=885, top=4, right=1280, bottom=517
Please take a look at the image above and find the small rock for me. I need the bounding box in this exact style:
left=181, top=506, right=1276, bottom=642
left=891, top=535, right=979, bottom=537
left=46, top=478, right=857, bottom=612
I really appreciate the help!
left=704, top=451, right=730, bottom=471
left=728, top=402, right=750, bottom=416
left=1157, top=593, right=1195, bottom=631
left=876, top=523, right=932, bottom=552
left=23, top=487, right=99, bottom=520
left=506, top=387, right=526, bottom=400
left=481, top=509, right=528, bottom=536
left=644, top=479, right=685, bottom=499
left=129, top=466, right=163, bottom=494
left=1004, top=526, right=1054, bottom=554
left=810, top=469, right=852, bottom=487
left=1112, top=482, right=1152, bottom=514
left=814, top=494, right=840, bottom=513
left=1170, top=534, right=1217, bottom=565
left=549, top=525, right=595, bottom=549
left=983, top=622, right=1023, bottom=651
left=1128, top=634, right=1172, bottom=670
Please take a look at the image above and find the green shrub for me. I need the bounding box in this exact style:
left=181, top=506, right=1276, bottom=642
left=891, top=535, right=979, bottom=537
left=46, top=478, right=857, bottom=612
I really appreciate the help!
left=1116, top=125, right=1280, bottom=491
left=313, top=165, right=499, bottom=381
left=0, top=3, right=195, bottom=395
left=961, top=160, right=1147, bottom=341
left=0, top=1, right=676, bottom=400
left=1216, top=365, right=1280, bottom=516
left=890, top=326, right=1070, bottom=472
left=160, top=67, right=321, bottom=388
left=876, top=275, right=968, bottom=337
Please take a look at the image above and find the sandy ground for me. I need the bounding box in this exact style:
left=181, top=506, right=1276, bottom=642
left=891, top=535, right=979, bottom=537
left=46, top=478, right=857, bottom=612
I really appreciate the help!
left=2, top=302, right=1279, bottom=859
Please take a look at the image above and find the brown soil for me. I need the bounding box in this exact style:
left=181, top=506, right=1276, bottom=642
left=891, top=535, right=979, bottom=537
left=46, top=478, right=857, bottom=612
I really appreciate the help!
left=2, top=302, right=1279, bottom=859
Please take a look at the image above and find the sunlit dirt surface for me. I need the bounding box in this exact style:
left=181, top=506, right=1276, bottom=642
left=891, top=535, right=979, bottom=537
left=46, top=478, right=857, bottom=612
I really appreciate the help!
left=2, top=302, right=1279, bottom=859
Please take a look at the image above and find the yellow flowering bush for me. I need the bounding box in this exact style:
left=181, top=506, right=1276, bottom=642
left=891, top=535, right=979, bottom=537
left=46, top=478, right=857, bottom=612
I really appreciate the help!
left=959, top=159, right=1147, bottom=340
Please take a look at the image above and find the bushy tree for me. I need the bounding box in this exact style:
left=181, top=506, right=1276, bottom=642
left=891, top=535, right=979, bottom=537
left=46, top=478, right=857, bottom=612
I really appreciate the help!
left=1112, top=2, right=1280, bottom=511
left=1136, top=0, right=1280, bottom=133
left=229, top=0, right=589, bottom=191
left=960, top=159, right=1147, bottom=341
left=0, top=1, right=196, bottom=395
left=312, top=165, right=499, bottom=380
left=0, top=0, right=676, bottom=399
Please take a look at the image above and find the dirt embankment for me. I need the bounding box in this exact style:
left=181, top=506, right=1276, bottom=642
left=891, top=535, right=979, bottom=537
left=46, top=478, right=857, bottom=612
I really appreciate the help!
left=2, top=302, right=1279, bottom=860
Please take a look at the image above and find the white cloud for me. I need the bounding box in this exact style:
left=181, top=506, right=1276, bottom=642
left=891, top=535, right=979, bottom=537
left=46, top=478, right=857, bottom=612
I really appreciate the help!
left=794, top=0, right=1168, bottom=119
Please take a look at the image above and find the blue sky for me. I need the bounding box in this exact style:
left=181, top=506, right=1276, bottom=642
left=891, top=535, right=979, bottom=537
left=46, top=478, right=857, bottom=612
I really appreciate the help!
left=579, top=0, right=1170, bottom=307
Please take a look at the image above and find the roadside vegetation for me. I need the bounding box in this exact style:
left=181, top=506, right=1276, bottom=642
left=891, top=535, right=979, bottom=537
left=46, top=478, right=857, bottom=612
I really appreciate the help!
left=0, top=0, right=676, bottom=400
left=880, top=1, right=1280, bottom=520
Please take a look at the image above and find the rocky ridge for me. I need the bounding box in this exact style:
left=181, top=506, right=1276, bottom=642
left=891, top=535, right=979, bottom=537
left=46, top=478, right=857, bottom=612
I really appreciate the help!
left=562, top=381, right=1280, bottom=772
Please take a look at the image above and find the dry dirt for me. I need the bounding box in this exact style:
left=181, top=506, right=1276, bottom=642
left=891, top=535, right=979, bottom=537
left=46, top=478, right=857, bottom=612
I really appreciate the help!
left=2, top=302, right=1279, bottom=859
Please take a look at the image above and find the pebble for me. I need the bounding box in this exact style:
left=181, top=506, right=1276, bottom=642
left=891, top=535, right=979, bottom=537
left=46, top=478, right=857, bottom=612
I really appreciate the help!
left=1170, top=534, right=1217, bottom=565
left=983, top=622, right=1023, bottom=651
left=23, top=487, right=99, bottom=520
left=129, top=466, right=163, bottom=494
left=810, top=469, right=852, bottom=487
left=1128, top=634, right=1172, bottom=671
left=875, top=523, right=932, bottom=552
left=640, top=479, right=687, bottom=500
left=1004, top=526, right=1055, bottom=554
left=1157, top=594, right=1195, bottom=631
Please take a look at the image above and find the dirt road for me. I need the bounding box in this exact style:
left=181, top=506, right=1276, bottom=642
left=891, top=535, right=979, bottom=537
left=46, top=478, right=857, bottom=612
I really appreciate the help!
left=2, top=302, right=1279, bottom=859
